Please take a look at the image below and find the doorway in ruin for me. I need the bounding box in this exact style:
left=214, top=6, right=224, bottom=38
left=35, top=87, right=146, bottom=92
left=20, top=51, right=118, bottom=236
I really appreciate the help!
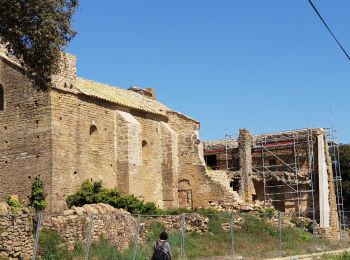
left=205, top=154, right=217, bottom=169
left=178, top=179, right=193, bottom=209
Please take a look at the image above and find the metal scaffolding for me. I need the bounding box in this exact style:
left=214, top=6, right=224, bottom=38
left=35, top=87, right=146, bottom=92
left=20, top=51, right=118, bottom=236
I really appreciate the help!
left=252, top=129, right=317, bottom=228
left=327, top=127, right=346, bottom=239
left=204, top=127, right=346, bottom=239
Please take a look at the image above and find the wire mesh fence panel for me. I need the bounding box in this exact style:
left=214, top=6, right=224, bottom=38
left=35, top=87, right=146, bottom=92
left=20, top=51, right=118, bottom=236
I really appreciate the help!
left=182, top=212, right=233, bottom=259
left=86, top=212, right=137, bottom=259
left=277, top=211, right=347, bottom=257
left=1, top=211, right=350, bottom=259
left=36, top=212, right=91, bottom=259
left=131, top=214, right=184, bottom=260
left=233, top=211, right=281, bottom=259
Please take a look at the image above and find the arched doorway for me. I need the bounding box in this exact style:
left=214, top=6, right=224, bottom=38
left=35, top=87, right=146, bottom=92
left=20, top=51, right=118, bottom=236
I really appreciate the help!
left=178, top=179, right=192, bottom=209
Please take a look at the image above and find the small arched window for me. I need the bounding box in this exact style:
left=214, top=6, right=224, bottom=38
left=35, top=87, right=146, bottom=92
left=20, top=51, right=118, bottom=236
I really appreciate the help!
left=90, top=125, right=97, bottom=135
left=142, top=140, right=148, bottom=148
left=0, top=85, right=4, bottom=111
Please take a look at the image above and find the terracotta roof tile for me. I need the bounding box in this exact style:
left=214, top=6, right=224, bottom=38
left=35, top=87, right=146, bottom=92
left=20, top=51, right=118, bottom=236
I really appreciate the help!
left=76, top=77, right=169, bottom=116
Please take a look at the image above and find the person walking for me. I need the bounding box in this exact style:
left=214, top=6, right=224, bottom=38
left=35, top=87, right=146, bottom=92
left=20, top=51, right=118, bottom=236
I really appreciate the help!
left=152, top=230, right=172, bottom=260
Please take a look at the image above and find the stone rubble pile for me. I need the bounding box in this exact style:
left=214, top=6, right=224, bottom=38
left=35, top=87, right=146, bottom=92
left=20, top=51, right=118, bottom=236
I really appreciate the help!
left=140, top=213, right=209, bottom=243
left=221, top=216, right=244, bottom=231
left=209, top=200, right=263, bottom=213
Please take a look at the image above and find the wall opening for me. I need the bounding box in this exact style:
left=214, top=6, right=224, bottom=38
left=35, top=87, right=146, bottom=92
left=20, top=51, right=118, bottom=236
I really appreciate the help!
left=230, top=178, right=240, bottom=192
left=0, top=85, right=4, bottom=111
left=90, top=125, right=98, bottom=135
left=205, top=154, right=217, bottom=169
left=142, top=140, right=148, bottom=148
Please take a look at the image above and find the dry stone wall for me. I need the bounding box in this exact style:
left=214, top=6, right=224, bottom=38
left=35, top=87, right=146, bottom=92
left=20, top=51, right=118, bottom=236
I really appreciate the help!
left=0, top=203, right=137, bottom=259
left=0, top=210, right=34, bottom=259
left=44, top=204, right=136, bottom=251
left=0, top=203, right=216, bottom=259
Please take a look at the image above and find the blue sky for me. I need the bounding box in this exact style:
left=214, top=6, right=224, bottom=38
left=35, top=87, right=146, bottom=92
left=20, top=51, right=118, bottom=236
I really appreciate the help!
left=66, top=1, right=350, bottom=143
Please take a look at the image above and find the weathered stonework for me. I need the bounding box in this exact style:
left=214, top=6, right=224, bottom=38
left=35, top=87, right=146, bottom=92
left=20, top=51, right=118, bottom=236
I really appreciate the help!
left=204, top=128, right=341, bottom=239
left=0, top=49, right=234, bottom=213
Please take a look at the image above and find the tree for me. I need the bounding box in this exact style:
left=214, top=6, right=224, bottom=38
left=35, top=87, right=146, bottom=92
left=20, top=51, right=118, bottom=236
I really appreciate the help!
left=29, top=176, right=47, bottom=211
left=0, top=0, right=78, bottom=90
left=338, top=144, right=350, bottom=210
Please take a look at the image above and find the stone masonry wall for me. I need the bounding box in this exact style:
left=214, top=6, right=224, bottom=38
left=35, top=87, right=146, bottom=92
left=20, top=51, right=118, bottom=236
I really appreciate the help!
left=0, top=57, right=52, bottom=206
left=238, top=129, right=255, bottom=203
left=167, top=112, right=235, bottom=208
left=115, top=110, right=142, bottom=197
left=134, top=112, right=164, bottom=208
left=160, top=122, right=178, bottom=209
left=50, top=90, right=118, bottom=211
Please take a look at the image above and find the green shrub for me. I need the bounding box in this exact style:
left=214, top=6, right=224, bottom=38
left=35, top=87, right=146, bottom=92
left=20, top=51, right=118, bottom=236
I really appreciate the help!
left=38, top=228, right=65, bottom=259
left=162, top=207, right=222, bottom=216
left=290, top=216, right=314, bottom=233
left=29, top=176, right=47, bottom=211
left=260, top=207, right=274, bottom=219
left=66, top=180, right=160, bottom=214
left=7, top=197, right=22, bottom=209
left=89, top=238, right=121, bottom=259
left=241, top=213, right=278, bottom=237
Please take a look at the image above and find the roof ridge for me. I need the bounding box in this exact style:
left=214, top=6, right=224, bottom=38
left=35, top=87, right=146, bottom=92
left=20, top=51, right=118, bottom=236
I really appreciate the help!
left=76, top=77, right=170, bottom=117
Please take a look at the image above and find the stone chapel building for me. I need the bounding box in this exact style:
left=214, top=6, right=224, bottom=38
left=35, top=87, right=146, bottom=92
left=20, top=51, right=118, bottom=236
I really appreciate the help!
left=0, top=48, right=232, bottom=211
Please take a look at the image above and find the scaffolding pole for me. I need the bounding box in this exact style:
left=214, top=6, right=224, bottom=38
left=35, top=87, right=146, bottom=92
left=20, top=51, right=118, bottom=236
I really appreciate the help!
left=254, top=129, right=316, bottom=220
left=327, top=127, right=346, bottom=240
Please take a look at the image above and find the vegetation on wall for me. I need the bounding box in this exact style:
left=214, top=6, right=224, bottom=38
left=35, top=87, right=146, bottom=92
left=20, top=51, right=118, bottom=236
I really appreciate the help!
left=66, top=180, right=159, bottom=214
left=6, top=196, right=22, bottom=213
left=0, top=0, right=78, bottom=90
left=6, top=197, right=22, bottom=208
left=29, top=176, right=47, bottom=211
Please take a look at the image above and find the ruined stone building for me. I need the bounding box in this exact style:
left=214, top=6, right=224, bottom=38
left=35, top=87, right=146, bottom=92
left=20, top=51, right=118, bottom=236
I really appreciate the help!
left=0, top=45, right=345, bottom=239
left=204, top=128, right=345, bottom=238
left=0, top=47, right=237, bottom=212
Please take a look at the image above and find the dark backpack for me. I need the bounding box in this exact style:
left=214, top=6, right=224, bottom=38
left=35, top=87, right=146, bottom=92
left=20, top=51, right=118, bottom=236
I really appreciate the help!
left=152, top=240, right=170, bottom=260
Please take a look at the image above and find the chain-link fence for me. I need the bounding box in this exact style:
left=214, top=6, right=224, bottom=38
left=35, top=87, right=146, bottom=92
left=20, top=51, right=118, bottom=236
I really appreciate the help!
left=0, top=211, right=349, bottom=259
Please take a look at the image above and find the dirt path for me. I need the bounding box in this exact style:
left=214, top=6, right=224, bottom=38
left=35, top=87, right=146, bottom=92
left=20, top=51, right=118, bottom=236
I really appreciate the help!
left=195, top=247, right=350, bottom=260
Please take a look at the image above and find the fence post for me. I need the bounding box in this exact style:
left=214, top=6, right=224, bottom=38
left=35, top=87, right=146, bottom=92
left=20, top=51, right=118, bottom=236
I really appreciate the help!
left=32, top=211, right=43, bottom=260
left=180, top=213, right=186, bottom=260
left=84, top=213, right=94, bottom=260
left=230, top=211, right=234, bottom=260
left=132, top=214, right=141, bottom=260
left=279, top=211, right=282, bottom=254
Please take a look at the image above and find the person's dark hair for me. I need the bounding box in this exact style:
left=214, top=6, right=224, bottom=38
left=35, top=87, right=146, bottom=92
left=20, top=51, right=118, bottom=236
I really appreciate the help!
left=159, top=230, right=168, bottom=240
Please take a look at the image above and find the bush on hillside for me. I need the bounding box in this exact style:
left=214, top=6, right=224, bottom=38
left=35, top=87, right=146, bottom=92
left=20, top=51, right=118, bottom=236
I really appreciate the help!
left=66, top=180, right=159, bottom=214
